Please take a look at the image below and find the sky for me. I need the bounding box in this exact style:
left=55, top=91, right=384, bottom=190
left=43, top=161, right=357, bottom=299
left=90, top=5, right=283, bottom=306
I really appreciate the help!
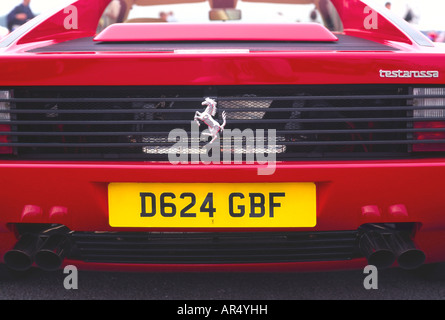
left=0, top=0, right=444, bottom=31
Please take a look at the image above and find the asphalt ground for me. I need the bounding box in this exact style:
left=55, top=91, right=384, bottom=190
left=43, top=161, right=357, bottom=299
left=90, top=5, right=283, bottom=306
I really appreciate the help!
left=1, top=264, right=445, bottom=301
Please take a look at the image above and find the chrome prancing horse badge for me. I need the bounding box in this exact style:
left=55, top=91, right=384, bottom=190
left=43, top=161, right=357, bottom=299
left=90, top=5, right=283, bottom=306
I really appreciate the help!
left=194, top=97, right=227, bottom=144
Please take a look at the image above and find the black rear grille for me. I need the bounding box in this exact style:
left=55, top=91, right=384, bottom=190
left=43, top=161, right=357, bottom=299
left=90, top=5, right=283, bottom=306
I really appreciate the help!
left=1, top=84, right=443, bottom=161
left=69, top=231, right=360, bottom=264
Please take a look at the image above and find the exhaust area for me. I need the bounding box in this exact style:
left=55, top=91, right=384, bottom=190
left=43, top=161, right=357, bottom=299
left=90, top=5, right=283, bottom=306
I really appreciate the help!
left=3, top=233, right=41, bottom=272
left=359, top=224, right=425, bottom=270
left=389, top=232, right=426, bottom=270
left=3, top=223, right=426, bottom=272
left=3, top=225, right=71, bottom=272
left=359, top=231, right=396, bottom=269
left=34, top=234, right=71, bottom=272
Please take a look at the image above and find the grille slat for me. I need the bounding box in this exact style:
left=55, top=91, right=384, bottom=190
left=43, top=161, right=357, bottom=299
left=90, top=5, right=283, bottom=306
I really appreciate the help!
left=3, top=105, right=445, bottom=114
left=3, top=128, right=445, bottom=136
left=2, top=139, right=445, bottom=148
left=2, top=93, right=443, bottom=103
left=1, top=84, right=443, bottom=161
left=1, top=117, right=441, bottom=125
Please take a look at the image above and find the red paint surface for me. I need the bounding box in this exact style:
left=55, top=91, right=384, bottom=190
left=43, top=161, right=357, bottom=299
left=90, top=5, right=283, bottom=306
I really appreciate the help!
left=0, top=0, right=443, bottom=272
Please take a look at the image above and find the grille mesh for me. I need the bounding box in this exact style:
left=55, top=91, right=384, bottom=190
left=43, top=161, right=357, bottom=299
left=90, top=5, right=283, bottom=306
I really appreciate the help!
left=1, top=84, right=443, bottom=160
left=69, top=231, right=360, bottom=264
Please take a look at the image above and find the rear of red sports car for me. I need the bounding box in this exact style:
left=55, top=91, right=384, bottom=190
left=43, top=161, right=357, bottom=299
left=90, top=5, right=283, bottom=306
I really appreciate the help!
left=0, top=0, right=445, bottom=274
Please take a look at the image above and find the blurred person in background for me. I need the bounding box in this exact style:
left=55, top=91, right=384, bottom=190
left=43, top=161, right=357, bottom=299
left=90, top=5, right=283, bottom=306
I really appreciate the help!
left=159, top=11, right=177, bottom=22
left=104, top=0, right=127, bottom=24
left=427, top=31, right=438, bottom=42
left=97, top=0, right=128, bottom=32
left=7, top=0, right=35, bottom=32
left=403, top=4, right=419, bottom=24
left=385, top=2, right=391, bottom=10
left=309, top=7, right=318, bottom=23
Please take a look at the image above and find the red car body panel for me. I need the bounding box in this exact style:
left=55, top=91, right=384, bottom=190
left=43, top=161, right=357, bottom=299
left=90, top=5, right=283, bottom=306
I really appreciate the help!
left=0, top=159, right=445, bottom=272
left=0, top=52, right=443, bottom=87
left=0, top=0, right=444, bottom=273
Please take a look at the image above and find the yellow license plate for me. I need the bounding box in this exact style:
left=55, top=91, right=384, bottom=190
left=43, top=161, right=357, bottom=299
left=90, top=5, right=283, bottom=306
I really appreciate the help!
left=108, top=183, right=316, bottom=228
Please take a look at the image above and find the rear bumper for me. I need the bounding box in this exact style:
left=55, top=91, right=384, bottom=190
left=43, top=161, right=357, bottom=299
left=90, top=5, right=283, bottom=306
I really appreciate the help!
left=0, top=159, right=444, bottom=272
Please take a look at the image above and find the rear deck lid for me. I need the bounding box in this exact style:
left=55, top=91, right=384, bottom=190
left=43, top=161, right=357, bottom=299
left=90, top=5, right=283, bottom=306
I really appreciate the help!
left=93, top=23, right=339, bottom=42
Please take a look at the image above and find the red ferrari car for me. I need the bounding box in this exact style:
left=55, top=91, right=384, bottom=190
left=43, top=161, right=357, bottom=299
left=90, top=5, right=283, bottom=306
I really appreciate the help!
left=0, top=0, right=444, bottom=274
